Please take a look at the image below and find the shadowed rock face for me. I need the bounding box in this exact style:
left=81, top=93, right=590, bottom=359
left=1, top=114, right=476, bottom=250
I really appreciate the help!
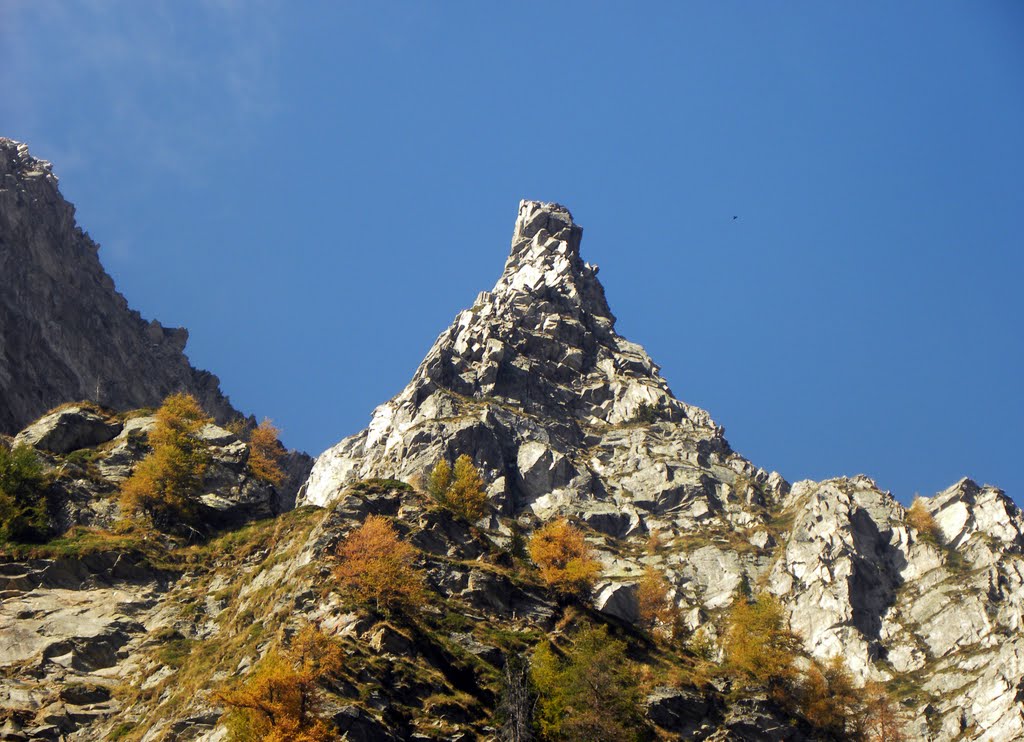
left=0, top=138, right=239, bottom=432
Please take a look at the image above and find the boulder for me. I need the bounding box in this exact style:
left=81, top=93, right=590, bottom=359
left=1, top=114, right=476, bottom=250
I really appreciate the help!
left=594, top=582, right=639, bottom=624
left=14, top=405, right=122, bottom=454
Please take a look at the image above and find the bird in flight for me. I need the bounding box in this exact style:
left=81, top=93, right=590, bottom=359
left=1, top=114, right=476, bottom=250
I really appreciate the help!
left=732, top=215, right=738, bottom=221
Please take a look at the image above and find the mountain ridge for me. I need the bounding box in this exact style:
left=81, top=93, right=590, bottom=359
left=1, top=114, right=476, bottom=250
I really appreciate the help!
left=0, top=137, right=242, bottom=433
left=1, top=144, right=1022, bottom=740
left=301, top=199, right=1024, bottom=739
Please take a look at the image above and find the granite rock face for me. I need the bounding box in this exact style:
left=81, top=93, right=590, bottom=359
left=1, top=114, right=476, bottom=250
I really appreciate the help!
left=0, top=138, right=238, bottom=433
left=304, top=200, right=784, bottom=529
left=304, top=200, right=1024, bottom=740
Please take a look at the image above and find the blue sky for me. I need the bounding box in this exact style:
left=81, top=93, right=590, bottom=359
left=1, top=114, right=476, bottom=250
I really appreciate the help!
left=3, top=2, right=1022, bottom=503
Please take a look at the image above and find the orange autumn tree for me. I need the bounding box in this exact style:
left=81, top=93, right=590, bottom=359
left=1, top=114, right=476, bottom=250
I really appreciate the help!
left=248, top=418, right=285, bottom=486
left=861, top=681, right=908, bottom=742
left=120, top=392, right=212, bottom=532
left=219, top=623, right=344, bottom=741
left=528, top=518, right=601, bottom=598
left=333, top=514, right=425, bottom=615
left=907, top=497, right=941, bottom=544
left=723, top=592, right=802, bottom=700
left=799, top=655, right=860, bottom=736
left=636, top=566, right=677, bottom=638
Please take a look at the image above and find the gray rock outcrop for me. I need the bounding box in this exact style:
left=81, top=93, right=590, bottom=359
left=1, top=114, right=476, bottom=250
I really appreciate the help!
left=304, top=200, right=784, bottom=530
left=303, top=200, right=1023, bottom=740
left=14, top=404, right=122, bottom=455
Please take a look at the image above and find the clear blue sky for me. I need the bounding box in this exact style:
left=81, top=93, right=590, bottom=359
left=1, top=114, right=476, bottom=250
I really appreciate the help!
left=3, top=2, right=1022, bottom=503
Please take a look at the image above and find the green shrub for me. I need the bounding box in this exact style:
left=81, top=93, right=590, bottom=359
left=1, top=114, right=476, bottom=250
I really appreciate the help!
left=0, top=443, right=50, bottom=543
left=531, top=623, right=647, bottom=741
left=426, top=455, right=488, bottom=522
left=633, top=402, right=659, bottom=424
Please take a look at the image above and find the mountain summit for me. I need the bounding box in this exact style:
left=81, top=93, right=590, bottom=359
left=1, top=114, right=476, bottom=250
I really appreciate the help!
left=304, top=200, right=781, bottom=536
left=3, top=152, right=1023, bottom=740
left=303, top=200, right=1024, bottom=739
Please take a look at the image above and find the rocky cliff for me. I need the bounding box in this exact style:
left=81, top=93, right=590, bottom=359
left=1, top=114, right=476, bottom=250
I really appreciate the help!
left=304, top=200, right=1024, bottom=740
left=1, top=177, right=1021, bottom=740
left=0, top=138, right=238, bottom=432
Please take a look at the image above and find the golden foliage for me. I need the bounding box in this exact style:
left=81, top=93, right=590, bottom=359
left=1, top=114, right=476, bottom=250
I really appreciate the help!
left=333, top=514, right=425, bottom=615
left=907, top=497, right=941, bottom=544
left=861, top=680, right=908, bottom=742
left=685, top=627, right=720, bottom=688
left=636, top=566, right=676, bottom=637
left=426, top=455, right=488, bottom=522
left=119, top=393, right=212, bottom=532
left=226, top=418, right=249, bottom=439
left=219, top=623, right=343, bottom=741
left=646, top=527, right=663, bottom=555
left=449, top=455, right=487, bottom=521
left=799, top=655, right=860, bottom=735
left=723, top=592, right=801, bottom=699
left=528, top=518, right=601, bottom=598
left=531, top=624, right=646, bottom=742
left=248, top=418, right=285, bottom=486
left=426, top=459, right=452, bottom=500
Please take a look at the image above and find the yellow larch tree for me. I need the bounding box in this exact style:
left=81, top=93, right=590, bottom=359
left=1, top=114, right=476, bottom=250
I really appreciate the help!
left=528, top=517, right=601, bottom=598
left=333, top=514, right=425, bottom=616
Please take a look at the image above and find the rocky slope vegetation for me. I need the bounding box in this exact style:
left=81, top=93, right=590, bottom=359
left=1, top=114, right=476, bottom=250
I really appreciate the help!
left=0, top=138, right=311, bottom=504
left=304, top=200, right=1024, bottom=740
left=0, top=401, right=304, bottom=740
left=1, top=152, right=1021, bottom=742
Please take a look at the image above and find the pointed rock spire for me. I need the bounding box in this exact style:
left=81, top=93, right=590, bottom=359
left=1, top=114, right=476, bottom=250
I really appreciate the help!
left=303, top=200, right=782, bottom=533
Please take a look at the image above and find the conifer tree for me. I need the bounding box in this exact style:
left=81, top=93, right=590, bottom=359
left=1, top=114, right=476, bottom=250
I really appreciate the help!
left=531, top=624, right=646, bottom=741
left=248, top=418, right=285, bottom=486
left=723, top=592, right=801, bottom=700
left=120, top=392, right=212, bottom=532
left=219, top=623, right=344, bottom=741
left=333, top=514, right=424, bottom=615
left=799, top=655, right=859, bottom=735
left=907, top=497, right=941, bottom=544
left=426, top=455, right=488, bottom=522
left=0, top=444, right=49, bottom=543
left=528, top=518, right=601, bottom=598
left=636, top=565, right=676, bottom=637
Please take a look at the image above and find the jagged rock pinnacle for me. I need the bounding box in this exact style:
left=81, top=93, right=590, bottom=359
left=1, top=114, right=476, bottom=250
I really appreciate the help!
left=493, top=200, right=613, bottom=323
left=303, top=200, right=772, bottom=527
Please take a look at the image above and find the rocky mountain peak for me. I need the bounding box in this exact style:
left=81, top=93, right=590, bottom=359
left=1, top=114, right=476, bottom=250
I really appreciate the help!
left=0, top=138, right=55, bottom=181
left=3, top=144, right=1023, bottom=740
left=400, top=199, right=711, bottom=429
left=303, top=201, right=760, bottom=524
left=929, top=477, right=1023, bottom=548
left=494, top=200, right=603, bottom=314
